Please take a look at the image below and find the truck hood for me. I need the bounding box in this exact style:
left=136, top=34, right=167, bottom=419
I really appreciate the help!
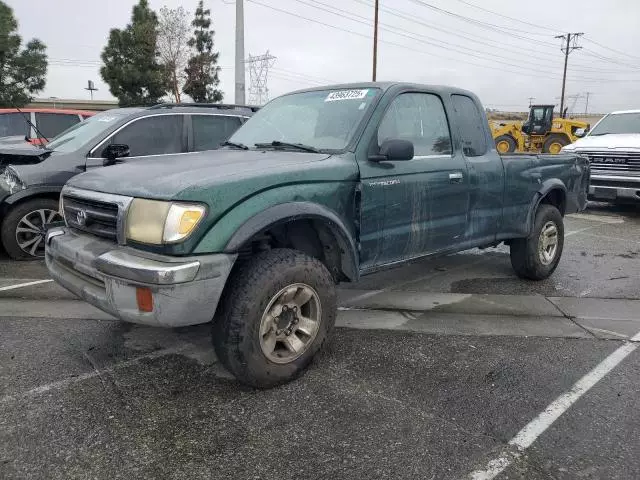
left=565, top=133, right=640, bottom=151
left=68, top=149, right=343, bottom=199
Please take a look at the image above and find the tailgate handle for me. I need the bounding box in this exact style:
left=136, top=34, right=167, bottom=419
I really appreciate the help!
left=449, top=172, right=463, bottom=183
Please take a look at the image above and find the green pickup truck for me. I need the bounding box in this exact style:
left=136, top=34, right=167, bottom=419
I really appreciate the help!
left=45, top=83, right=589, bottom=388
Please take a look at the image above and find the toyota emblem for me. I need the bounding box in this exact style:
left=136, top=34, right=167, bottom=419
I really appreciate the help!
left=76, top=209, right=87, bottom=226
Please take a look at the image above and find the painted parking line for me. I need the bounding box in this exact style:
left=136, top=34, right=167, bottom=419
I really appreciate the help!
left=0, top=279, right=53, bottom=292
left=467, top=330, right=640, bottom=480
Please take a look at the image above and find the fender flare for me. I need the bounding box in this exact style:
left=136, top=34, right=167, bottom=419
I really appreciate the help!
left=525, top=179, right=567, bottom=235
left=224, top=202, right=359, bottom=281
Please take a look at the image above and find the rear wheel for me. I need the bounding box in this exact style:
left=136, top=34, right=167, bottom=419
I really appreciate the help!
left=213, top=248, right=336, bottom=388
left=510, top=204, right=564, bottom=280
left=1, top=198, right=62, bottom=260
left=495, top=135, right=517, bottom=154
left=542, top=134, right=569, bottom=154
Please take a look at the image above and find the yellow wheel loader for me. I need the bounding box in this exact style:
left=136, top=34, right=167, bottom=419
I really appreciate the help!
left=492, top=105, right=589, bottom=154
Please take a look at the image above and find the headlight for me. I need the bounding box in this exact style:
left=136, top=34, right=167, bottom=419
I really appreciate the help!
left=125, top=199, right=206, bottom=245
left=0, top=167, right=25, bottom=194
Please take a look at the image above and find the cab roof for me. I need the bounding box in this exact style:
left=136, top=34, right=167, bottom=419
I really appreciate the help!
left=285, top=81, right=480, bottom=98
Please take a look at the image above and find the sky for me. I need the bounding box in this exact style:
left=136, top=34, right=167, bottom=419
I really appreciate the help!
left=6, top=0, right=640, bottom=113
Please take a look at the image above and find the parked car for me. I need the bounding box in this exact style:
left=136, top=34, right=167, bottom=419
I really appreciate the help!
left=562, top=109, right=640, bottom=203
left=0, top=103, right=257, bottom=259
left=45, top=83, right=589, bottom=388
left=0, top=108, right=95, bottom=146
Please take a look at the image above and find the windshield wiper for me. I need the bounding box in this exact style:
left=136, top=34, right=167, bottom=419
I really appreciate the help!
left=255, top=141, right=320, bottom=153
left=221, top=141, right=249, bottom=150
left=588, top=133, right=612, bottom=136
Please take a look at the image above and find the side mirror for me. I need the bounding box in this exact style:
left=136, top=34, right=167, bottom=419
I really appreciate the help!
left=102, top=144, right=130, bottom=166
left=574, top=128, right=586, bottom=138
left=369, top=139, right=414, bottom=162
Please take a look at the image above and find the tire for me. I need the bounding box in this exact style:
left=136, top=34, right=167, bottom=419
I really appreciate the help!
left=542, top=134, right=569, bottom=154
left=1, top=198, right=62, bottom=260
left=510, top=204, right=564, bottom=280
left=495, top=135, right=517, bottom=154
left=213, top=248, right=336, bottom=388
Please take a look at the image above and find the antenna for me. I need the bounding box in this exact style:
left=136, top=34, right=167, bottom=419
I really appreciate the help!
left=85, top=80, right=98, bottom=100
left=246, top=51, right=276, bottom=105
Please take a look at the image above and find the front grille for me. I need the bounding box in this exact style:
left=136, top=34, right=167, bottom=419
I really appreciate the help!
left=579, top=151, right=640, bottom=173
left=63, top=195, right=119, bottom=241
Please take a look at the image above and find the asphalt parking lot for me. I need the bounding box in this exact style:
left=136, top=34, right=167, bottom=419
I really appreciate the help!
left=1, top=202, right=639, bottom=480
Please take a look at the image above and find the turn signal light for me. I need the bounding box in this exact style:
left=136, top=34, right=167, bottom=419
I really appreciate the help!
left=136, top=287, right=154, bottom=312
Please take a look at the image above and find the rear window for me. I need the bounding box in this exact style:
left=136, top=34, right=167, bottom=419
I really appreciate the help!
left=0, top=113, right=29, bottom=137
left=450, top=95, right=488, bottom=157
left=192, top=115, right=243, bottom=151
left=35, top=113, right=81, bottom=139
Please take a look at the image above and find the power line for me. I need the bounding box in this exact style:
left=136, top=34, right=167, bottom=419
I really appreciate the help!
left=404, top=0, right=559, bottom=47
left=247, top=0, right=640, bottom=86
left=287, top=0, right=561, bottom=75
left=583, top=37, right=640, bottom=62
left=349, top=0, right=640, bottom=75
left=447, top=0, right=558, bottom=33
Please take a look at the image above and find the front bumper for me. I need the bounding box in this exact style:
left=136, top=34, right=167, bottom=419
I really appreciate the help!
left=45, top=227, right=237, bottom=327
left=588, top=173, right=640, bottom=203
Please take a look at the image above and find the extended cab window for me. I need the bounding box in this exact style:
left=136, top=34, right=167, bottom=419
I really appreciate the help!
left=378, top=93, right=452, bottom=156
left=451, top=95, right=487, bottom=156
left=102, top=115, right=184, bottom=157
left=35, top=113, right=81, bottom=139
left=0, top=112, right=28, bottom=137
left=192, top=114, right=242, bottom=151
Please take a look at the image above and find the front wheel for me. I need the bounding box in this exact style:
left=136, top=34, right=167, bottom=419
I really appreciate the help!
left=495, top=135, right=517, bottom=154
left=510, top=204, right=564, bottom=280
left=542, top=134, right=569, bottom=154
left=213, top=249, right=336, bottom=388
left=1, top=198, right=63, bottom=260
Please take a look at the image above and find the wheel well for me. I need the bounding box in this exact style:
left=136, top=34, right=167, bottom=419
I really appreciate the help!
left=0, top=192, right=60, bottom=218
left=233, top=219, right=352, bottom=282
left=540, top=188, right=566, bottom=216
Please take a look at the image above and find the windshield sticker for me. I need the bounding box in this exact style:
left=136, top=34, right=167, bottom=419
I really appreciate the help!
left=97, top=116, right=117, bottom=122
left=325, top=89, right=369, bottom=102
left=358, top=102, right=367, bottom=110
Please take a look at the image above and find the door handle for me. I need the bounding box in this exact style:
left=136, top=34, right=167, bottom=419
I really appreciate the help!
left=449, top=172, right=463, bottom=183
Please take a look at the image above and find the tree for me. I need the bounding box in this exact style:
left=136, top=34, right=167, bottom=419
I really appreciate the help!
left=100, top=0, right=168, bottom=106
left=158, top=6, right=190, bottom=103
left=183, top=0, right=222, bottom=103
left=0, top=1, right=47, bottom=107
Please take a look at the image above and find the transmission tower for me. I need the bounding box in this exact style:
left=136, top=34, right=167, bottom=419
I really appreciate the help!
left=246, top=51, right=276, bottom=105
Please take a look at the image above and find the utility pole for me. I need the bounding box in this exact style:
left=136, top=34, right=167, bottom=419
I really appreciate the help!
left=584, top=92, right=591, bottom=115
left=372, top=0, right=379, bottom=81
left=555, top=32, right=583, bottom=118
left=235, top=0, right=246, bottom=104
left=528, top=97, right=535, bottom=107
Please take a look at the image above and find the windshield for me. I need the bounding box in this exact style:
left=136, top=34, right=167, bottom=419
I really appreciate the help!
left=589, top=112, right=640, bottom=136
left=46, top=110, right=129, bottom=153
left=228, top=88, right=381, bottom=151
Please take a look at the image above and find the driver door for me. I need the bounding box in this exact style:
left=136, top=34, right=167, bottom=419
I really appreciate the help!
left=86, top=114, right=187, bottom=168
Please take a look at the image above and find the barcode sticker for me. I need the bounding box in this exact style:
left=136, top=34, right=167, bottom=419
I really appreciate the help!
left=325, top=89, right=369, bottom=102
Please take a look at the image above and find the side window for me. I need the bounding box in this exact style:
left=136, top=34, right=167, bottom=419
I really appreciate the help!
left=105, top=115, right=184, bottom=157
left=35, top=113, right=81, bottom=139
left=378, top=93, right=452, bottom=156
left=451, top=94, right=488, bottom=157
left=0, top=113, right=29, bottom=137
left=192, top=115, right=242, bottom=151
